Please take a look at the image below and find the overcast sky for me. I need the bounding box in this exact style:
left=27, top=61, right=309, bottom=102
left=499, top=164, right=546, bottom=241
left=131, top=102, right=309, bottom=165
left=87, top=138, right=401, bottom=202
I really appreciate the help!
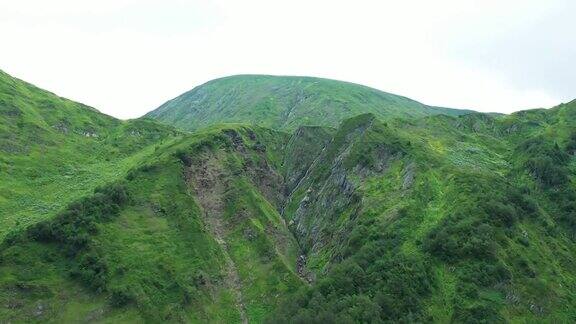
left=0, top=0, right=574, bottom=119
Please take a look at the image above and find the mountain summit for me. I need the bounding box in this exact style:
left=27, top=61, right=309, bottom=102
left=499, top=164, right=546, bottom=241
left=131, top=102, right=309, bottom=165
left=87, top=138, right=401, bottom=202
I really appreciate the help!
left=146, top=74, right=471, bottom=130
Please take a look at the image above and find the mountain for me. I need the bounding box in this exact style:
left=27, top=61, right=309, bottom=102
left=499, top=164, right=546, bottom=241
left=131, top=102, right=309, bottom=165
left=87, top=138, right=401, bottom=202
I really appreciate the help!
left=145, top=74, right=472, bottom=131
left=1, top=70, right=576, bottom=322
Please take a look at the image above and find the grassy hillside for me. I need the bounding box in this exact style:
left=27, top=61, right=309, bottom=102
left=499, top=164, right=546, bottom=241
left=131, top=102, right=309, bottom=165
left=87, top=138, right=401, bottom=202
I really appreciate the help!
left=272, top=102, right=576, bottom=322
left=145, top=74, right=471, bottom=131
left=0, top=125, right=303, bottom=322
left=1, top=69, right=576, bottom=322
left=3, top=104, right=576, bottom=322
left=0, top=69, right=180, bottom=239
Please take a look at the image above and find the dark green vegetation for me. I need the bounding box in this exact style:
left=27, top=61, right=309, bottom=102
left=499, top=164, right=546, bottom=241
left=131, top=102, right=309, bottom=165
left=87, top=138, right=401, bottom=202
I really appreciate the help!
left=145, top=74, right=471, bottom=131
left=1, top=70, right=576, bottom=322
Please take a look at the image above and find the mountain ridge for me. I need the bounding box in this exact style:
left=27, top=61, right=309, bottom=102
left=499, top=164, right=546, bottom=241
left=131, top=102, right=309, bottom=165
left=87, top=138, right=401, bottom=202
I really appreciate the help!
left=145, top=74, right=473, bottom=131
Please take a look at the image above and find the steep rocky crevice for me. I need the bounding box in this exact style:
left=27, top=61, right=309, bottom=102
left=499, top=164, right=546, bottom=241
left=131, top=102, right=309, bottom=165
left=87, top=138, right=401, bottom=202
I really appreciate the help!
left=182, top=129, right=308, bottom=320
left=280, top=115, right=410, bottom=276
left=224, top=128, right=286, bottom=208
left=282, top=126, right=334, bottom=194
left=185, top=152, right=249, bottom=323
left=281, top=117, right=374, bottom=272
left=282, top=137, right=333, bottom=218
left=182, top=121, right=407, bottom=295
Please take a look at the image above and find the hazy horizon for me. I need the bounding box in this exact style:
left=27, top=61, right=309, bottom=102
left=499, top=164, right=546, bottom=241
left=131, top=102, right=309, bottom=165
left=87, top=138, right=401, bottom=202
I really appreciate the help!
left=1, top=0, right=574, bottom=119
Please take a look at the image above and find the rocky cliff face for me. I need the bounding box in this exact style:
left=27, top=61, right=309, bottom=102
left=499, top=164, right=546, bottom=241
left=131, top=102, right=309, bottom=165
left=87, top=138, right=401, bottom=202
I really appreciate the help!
left=278, top=114, right=411, bottom=275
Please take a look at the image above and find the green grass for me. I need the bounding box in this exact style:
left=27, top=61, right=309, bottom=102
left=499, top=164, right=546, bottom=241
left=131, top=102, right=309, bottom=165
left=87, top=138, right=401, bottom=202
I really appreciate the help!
left=0, top=69, right=181, bottom=239
left=146, top=74, right=472, bottom=131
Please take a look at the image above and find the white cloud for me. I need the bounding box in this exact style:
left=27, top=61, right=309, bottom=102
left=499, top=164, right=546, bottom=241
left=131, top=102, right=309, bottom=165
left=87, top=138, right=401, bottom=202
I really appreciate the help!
left=0, top=0, right=573, bottom=119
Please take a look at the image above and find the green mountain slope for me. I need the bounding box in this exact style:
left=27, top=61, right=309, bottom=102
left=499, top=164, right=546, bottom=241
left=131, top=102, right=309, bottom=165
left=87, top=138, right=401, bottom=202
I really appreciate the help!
left=0, top=125, right=303, bottom=322
left=0, top=69, right=180, bottom=239
left=145, top=74, right=472, bottom=131
left=1, top=70, right=576, bottom=323
left=3, top=106, right=575, bottom=322
left=272, top=102, right=576, bottom=322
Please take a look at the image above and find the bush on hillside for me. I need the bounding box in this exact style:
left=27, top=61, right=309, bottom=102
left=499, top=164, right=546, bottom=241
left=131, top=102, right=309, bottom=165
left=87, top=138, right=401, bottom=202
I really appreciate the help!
left=174, top=149, right=192, bottom=167
left=270, top=217, right=433, bottom=323
left=24, top=183, right=130, bottom=292
left=566, top=132, right=576, bottom=154
left=526, top=157, right=569, bottom=187
left=518, top=137, right=570, bottom=164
